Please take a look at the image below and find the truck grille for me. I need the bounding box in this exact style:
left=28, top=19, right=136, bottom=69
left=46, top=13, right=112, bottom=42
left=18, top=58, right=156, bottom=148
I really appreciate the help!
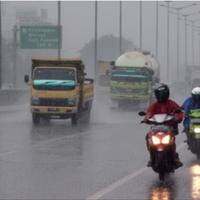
left=40, top=98, right=67, bottom=107
left=115, top=88, right=143, bottom=94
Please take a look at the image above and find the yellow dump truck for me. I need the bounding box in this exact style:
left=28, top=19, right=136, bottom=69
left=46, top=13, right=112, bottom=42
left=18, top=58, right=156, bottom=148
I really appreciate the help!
left=96, top=60, right=111, bottom=95
left=24, top=58, right=94, bottom=125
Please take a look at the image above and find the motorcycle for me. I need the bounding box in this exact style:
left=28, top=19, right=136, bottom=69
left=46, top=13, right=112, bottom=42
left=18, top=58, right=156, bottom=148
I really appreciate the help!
left=186, top=109, right=200, bottom=159
left=138, top=110, right=181, bottom=181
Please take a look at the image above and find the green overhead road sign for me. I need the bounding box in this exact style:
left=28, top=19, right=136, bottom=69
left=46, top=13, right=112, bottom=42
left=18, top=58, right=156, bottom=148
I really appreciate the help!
left=20, top=26, right=62, bottom=49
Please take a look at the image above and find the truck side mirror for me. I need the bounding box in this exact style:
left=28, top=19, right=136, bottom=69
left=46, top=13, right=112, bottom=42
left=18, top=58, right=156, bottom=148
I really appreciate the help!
left=110, top=61, right=115, bottom=66
left=24, top=75, right=29, bottom=83
left=78, top=75, right=84, bottom=84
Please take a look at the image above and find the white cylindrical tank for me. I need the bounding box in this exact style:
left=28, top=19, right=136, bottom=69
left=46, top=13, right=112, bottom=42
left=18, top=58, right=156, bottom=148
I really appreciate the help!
left=115, top=50, right=160, bottom=83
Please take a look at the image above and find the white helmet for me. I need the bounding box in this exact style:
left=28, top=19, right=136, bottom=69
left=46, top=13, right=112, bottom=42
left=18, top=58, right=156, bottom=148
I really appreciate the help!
left=192, top=87, right=200, bottom=103
left=192, top=87, right=200, bottom=94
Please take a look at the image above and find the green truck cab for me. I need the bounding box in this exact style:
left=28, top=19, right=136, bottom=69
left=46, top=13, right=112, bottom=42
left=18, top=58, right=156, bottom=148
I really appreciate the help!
left=24, top=58, right=94, bottom=125
left=110, top=50, right=160, bottom=109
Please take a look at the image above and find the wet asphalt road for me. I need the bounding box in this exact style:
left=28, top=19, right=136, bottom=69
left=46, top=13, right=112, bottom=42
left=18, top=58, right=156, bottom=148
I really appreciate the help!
left=0, top=95, right=199, bottom=199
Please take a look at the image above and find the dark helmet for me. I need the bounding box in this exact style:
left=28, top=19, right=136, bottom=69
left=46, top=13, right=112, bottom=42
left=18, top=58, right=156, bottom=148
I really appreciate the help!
left=192, top=87, right=200, bottom=104
left=154, top=83, right=170, bottom=103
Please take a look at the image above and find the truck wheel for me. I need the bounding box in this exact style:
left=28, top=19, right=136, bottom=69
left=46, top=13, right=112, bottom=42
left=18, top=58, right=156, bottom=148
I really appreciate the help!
left=32, top=114, right=40, bottom=124
left=71, top=114, right=78, bottom=126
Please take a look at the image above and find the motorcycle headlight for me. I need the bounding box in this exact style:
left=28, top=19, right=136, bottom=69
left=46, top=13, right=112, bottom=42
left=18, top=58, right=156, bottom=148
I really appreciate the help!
left=31, top=96, right=40, bottom=106
left=194, top=128, right=200, bottom=133
left=152, top=136, right=161, bottom=145
left=162, top=135, right=170, bottom=144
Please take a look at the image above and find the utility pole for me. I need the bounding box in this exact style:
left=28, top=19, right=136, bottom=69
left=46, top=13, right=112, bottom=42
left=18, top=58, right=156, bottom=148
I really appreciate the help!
left=156, top=1, right=158, bottom=58
left=94, top=1, right=98, bottom=81
left=160, top=1, right=171, bottom=81
left=160, top=2, right=196, bottom=81
left=12, top=25, right=19, bottom=88
left=0, top=2, right=2, bottom=89
left=171, top=11, right=200, bottom=72
left=58, top=1, right=61, bottom=59
left=119, top=1, right=122, bottom=55
left=140, top=1, right=142, bottom=50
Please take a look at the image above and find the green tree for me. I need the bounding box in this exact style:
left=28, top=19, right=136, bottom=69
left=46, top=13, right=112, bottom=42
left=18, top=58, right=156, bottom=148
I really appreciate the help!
left=79, top=34, right=137, bottom=78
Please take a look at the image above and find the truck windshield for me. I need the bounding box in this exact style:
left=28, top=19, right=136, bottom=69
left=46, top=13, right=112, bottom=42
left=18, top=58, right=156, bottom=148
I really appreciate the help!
left=98, top=75, right=110, bottom=86
left=111, top=67, right=149, bottom=83
left=33, top=68, right=76, bottom=91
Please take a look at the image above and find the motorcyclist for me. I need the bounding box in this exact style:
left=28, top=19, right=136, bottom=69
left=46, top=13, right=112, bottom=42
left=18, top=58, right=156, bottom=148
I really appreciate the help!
left=181, top=87, right=200, bottom=147
left=142, top=83, right=183, bottom=167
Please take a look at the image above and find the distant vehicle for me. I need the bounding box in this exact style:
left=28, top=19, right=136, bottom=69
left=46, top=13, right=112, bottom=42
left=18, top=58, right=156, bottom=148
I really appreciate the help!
left=24, top=57, right=94, bottom=125
left=96, top=60, right=111, bottom=95
left=186, top=65, right=200, bottom=89
left=171, top=81, right=189, bottom=98
left=109, top=50, right=160, bottom=109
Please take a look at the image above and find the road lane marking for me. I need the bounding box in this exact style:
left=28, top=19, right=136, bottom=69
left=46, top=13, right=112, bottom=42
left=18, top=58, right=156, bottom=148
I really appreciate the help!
left=86, top=167, right=147, bottom=200
left=86, top=142, right=187, bottom=200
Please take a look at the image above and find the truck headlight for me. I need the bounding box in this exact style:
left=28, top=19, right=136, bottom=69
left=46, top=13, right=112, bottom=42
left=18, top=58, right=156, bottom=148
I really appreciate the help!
left=67, top=98, right=76, bottom=106
left=194, top=128, right=200, bottom=133
left=31, top=96, right=40, bottom=106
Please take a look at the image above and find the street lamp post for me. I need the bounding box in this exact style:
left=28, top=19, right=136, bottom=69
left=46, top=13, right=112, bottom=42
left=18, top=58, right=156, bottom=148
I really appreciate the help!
left=160, top=1, right=172, bottom=82
left=58, top=1, right=61, bottom=59
left=193, top=27, right=200, bottom=66
left=140, top=1, right=142, bottom=50
left=161, top=3, right=196, bottom=81
left=94, top=1, right=98, bottom=81
left=119, top=1, right=122, bottom=55
left=156, top=1, right=158, bottom=58
left=0, top=1, right=2, bottom=89
left=187, top=20, right=200, bottom=67
left=170, top=11, right=200, bottom=73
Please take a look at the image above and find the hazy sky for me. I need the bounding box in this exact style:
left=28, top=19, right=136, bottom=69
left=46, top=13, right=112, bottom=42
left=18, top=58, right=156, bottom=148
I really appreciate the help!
left=3, top=1, right=200, bottom=82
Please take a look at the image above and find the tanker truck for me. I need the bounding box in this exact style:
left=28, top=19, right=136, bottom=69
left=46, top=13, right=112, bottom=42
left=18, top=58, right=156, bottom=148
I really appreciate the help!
left=109, top=50, right=160, bottom=109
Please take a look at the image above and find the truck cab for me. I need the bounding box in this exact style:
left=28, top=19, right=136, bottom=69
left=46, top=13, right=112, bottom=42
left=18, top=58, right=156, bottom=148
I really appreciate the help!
left=109, top=51, right=156, bottom=109
left=24, top=58, right=94, bottom=125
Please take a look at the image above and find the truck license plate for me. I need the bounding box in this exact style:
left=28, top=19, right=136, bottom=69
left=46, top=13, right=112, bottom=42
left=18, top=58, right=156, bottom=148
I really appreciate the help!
left=48, top=108, right=59, bottom=112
